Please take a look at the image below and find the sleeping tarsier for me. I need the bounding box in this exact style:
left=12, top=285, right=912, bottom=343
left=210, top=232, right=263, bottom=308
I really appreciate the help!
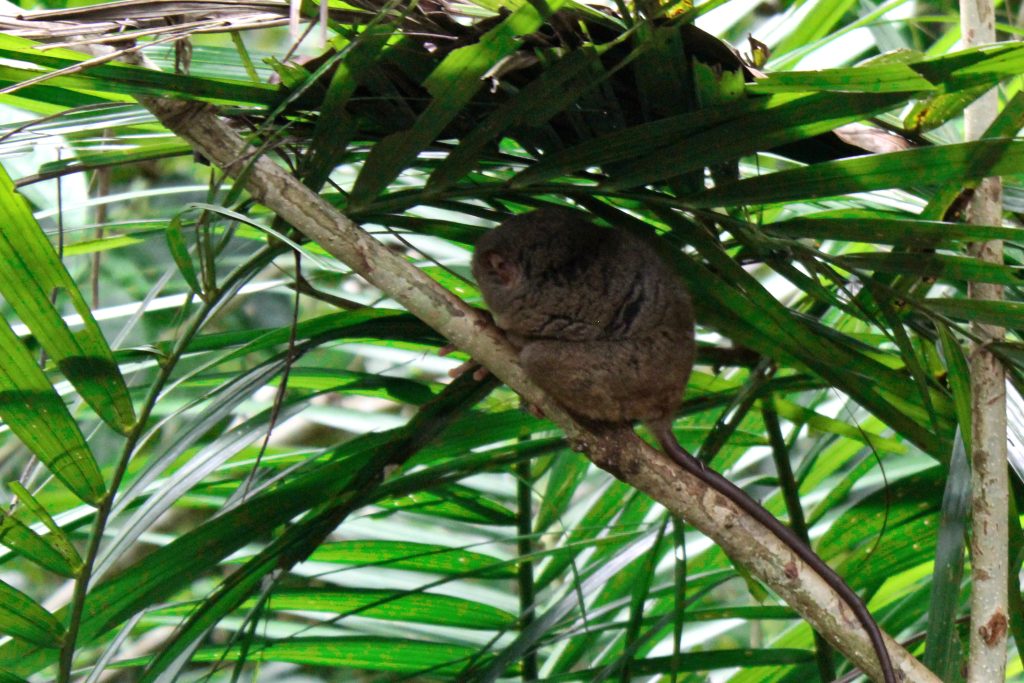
left=471, top=208, right=896, bottom=683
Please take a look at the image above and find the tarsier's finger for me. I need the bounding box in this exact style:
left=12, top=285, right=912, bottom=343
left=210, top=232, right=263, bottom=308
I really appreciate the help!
left=440, top=344, right=491, bottom=380
left=447, top=359, right=490, bottom=380
left=447, top=358, right=475, bottom=378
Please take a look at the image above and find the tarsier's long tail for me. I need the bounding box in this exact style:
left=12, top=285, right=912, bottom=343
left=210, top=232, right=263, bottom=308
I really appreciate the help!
left=646, top=420, right=897, bottom=683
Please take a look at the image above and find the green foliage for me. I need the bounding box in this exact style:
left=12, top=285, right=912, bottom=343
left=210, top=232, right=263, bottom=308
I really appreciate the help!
left=0, top=0, right=1020, bottom=680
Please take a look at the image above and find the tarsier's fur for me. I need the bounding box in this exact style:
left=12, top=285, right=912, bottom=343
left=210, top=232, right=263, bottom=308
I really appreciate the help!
left=473, top=208, right=694, bottom=424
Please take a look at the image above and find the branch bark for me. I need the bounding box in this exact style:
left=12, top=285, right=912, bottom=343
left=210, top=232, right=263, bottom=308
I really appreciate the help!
left=138, top=95, right=938, bottom=683
left=960, top=0, right=1009, bottom=680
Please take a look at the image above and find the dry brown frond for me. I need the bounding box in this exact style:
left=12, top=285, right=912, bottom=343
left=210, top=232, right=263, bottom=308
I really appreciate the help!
left=0, top=0, right=378, bottom=46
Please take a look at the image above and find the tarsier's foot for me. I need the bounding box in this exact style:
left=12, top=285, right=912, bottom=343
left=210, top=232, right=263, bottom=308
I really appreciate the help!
left=439, top=344, right=490, bottom=381
left=438, top=340, right=540, bottom=416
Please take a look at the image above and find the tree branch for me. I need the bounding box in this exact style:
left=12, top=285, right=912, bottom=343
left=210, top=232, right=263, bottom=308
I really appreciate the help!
left=138, top=95, right=938, bottom=683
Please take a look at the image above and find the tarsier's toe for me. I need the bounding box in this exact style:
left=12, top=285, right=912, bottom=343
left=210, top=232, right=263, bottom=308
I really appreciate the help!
left=520, top=401, right=546, bottom=420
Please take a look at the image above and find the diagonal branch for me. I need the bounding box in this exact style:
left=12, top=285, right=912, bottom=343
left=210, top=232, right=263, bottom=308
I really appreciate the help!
left=139, top=95, right=938, bottom=683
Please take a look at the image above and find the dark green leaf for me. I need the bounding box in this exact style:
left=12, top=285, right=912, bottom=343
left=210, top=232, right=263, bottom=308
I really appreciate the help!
left=695, top=139, right=1024, bottom=207
left=186, top=637, right=496, bottom=675
left=350, top=0, right=566, bottom=205
left=155, top=588, right=516, bottom=629
left=0, top=511, right=79, bottom=577
left=0, top=316, right=105, bottom=505
left=307, top=540, right=514, bottom=577
left=165, top=214, right=202, bottom=296
left=0, top=580, right=63, bottom=648
left=767, top=216, right=1023, bottom=245
left=923, top=433, right=969, bottom=679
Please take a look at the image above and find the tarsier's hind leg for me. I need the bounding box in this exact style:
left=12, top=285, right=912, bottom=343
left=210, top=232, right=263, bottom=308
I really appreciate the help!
left=519, top=338, right=688, bottom=424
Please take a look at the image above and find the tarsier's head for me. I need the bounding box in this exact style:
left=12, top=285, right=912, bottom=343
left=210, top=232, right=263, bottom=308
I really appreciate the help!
left=471, top=207, right=601, bottom=328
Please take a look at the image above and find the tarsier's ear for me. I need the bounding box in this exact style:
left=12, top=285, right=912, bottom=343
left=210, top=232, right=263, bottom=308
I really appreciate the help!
left=486, top=251, right=520, bottom=287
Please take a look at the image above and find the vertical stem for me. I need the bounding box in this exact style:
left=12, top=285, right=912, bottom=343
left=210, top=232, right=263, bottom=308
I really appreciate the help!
left=515, top=459, right=538, bottom=681
left=960, top=0, right=1008, bottom=680
left=966, top=200, right=1008, bottom=682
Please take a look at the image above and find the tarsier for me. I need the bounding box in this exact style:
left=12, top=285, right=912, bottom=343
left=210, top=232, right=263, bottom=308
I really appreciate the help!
left=471, top=208, right=896, bottom=683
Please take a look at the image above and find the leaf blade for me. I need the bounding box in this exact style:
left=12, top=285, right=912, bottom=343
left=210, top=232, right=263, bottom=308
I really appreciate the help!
left=0, top=163, right=135, bottom=433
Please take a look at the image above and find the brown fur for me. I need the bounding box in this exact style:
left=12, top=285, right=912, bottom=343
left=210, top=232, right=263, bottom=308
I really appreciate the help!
left=472, top=207, right=695, bottom=424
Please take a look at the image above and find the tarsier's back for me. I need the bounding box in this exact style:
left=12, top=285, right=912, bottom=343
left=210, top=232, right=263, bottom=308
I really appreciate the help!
left=472, top=208, right=696, bottom=424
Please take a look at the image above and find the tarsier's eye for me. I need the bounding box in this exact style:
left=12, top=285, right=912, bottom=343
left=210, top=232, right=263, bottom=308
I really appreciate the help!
left=487, top=252, right=520, bottom=287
